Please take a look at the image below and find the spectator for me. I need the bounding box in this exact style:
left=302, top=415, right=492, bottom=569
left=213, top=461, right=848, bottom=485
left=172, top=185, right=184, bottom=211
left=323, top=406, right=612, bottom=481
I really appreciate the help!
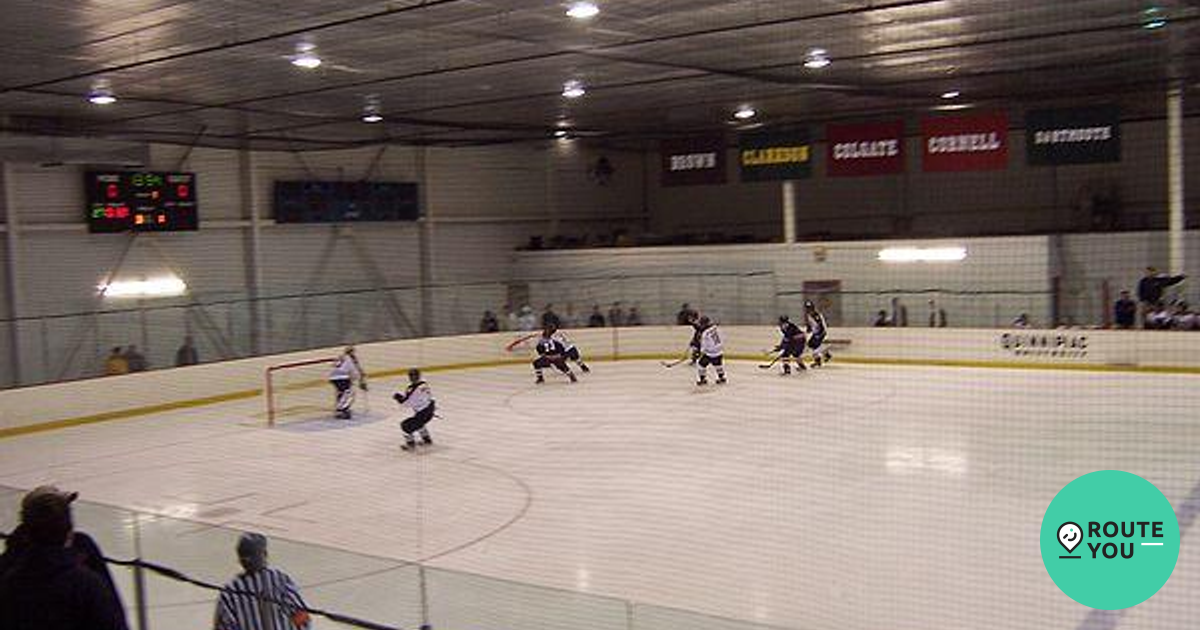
left=927, top=299, right=947, bottom=328
left=1113, top=291, right=1137, bottom=329
left=588, top=305, right=606, bottom=328
left=214, top=533, right=311, bottom=630
left=0, top=486, right=127, bottom=630
left=516, top=305, right=537, bottom=332
left=541, top=304, right=561, bottom=330
left=104, top=348, right=128, bottom=376
left=175, top=336, right=199, bottom=367
left=122, top=345, right=147, bottom=373
left=1174, top=303, right=1198, bottom=330
left=626, top=306, right=643, bottom=326
left=872, top=310, right=890, bottom=327
left=607, top=302, right=625, bottom=328
left=1145, top=303, right=1171, bottom=330
left=1137, top=267, right=1186, bottom=311
left=1012, top=313, right=1031, bottom=328
left=562, top=303, right=578, bottom=328
left=479, top=311, right=500, bottom=333
left=890, top=298, right=909, bottom=327
left=505, top=303, right=519, bottom=331
left=676, top=303, right=698, bottom=326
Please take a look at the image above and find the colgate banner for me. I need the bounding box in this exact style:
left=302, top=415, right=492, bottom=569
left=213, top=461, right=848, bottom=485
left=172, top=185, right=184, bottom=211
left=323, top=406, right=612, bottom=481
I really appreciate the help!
left=826, top=121, right=904, bottom=177
left=922, top=112, right=1009, bottom=172
left=661, top=135, right=727, bottom=187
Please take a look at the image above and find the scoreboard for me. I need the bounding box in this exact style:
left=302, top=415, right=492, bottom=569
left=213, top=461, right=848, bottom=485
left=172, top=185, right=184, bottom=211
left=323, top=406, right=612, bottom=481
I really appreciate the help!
left=86, top=172, right=198, bottom=233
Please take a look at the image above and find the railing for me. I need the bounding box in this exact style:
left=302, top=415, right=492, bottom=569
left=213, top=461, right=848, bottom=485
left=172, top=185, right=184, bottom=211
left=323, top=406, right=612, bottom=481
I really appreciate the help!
left=0, top=485, right=792, bottom=630
left=0, top=274, right=1069, bottom=390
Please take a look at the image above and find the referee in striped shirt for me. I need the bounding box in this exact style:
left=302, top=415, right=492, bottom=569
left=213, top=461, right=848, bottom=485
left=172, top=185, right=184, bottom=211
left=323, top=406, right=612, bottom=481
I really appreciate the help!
left=214, top=533, right=311, bottom=630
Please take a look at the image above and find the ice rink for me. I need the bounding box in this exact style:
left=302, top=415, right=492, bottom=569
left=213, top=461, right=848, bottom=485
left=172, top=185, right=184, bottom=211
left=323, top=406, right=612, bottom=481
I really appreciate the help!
left=1, top=359, right=1198, bottom=630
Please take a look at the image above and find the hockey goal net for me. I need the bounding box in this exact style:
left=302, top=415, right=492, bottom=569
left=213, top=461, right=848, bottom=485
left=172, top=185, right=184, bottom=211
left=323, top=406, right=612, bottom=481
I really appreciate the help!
left=264, top=357, right=337, bottom=426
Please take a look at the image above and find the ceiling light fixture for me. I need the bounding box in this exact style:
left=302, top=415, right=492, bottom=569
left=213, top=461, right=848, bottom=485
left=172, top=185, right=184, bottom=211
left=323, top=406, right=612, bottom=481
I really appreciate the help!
left=99, top=275, right=188, bottom=298
left=566, top=1, right=600, bottom=19
left=554, top=129, right=570, bottom=138
left=291, top=42, right=322, bottom=69
left=804, top=48, right=831, bottom=69
left=1142, top=6, right=1167, bottom=29
left=87, top=79, right=117, bottom=105
left=361, top=95, right=383, bottom=123
left=941, top=90, right=961, bottom=100
left=562, top=80, right=587, bottom=99
left=733, top=105, right=757, bottom=120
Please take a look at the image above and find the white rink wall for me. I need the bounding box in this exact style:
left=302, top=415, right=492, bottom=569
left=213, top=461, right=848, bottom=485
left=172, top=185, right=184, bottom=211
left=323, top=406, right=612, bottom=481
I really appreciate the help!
left=3, top=326, right=1200, bottom=434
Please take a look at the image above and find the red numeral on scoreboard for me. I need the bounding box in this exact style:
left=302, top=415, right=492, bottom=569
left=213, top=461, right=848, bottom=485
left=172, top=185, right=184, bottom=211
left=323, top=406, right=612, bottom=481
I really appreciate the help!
left=106, top=184, right=119, bottom=199
left=177, top=185, right=189, bottom=198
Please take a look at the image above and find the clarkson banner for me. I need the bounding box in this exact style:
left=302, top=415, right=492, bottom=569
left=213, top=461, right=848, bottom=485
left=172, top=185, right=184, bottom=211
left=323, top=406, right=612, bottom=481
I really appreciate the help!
left=922, top=112, right=1009, bottom=172
left=739, top=129, right=812, bottom=182
left=1026, top=105, right=1121, bottom=165
left=826, top=121, right=905, bottom=177
left=661, top=135, right=727, bottom=186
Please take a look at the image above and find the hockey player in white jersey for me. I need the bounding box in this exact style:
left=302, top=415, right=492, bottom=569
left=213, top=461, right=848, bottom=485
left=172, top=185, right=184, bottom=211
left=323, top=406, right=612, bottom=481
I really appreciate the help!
left=695, top=316, right=727, bottom=386
left=550, top=324, right=590, bottom=373
left=393, top=368, right=435, bottom=451
left=329, top=346, right=367, bottom=419
left=804, top=300, right=833, bottom=367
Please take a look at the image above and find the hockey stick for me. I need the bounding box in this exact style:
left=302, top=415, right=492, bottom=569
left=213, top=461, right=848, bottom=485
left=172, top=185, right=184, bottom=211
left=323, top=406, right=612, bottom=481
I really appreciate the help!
left=505, top=333, right=539, bottom=352
left=758, top=353, right=783, bottom=369
left=660, top=354, right=690, bottom=368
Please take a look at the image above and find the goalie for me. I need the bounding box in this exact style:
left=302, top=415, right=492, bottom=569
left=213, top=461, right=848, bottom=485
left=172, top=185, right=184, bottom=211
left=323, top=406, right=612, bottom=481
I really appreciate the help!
left=329, top=346, right=367, bottom=420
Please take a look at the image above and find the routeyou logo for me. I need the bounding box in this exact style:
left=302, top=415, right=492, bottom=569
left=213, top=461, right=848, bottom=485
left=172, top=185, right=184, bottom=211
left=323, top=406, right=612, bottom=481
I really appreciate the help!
left=1041, top=471, right=1179, bottom=609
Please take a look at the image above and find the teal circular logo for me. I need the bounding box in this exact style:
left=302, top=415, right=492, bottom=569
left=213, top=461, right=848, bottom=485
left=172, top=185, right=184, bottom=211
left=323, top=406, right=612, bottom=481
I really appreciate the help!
left=1041, top=470, right=1179, bottom=609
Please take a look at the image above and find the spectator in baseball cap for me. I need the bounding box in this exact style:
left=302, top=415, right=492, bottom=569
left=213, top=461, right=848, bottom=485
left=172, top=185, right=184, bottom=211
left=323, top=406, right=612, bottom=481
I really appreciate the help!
left=0, top=486, right=127, bottom=630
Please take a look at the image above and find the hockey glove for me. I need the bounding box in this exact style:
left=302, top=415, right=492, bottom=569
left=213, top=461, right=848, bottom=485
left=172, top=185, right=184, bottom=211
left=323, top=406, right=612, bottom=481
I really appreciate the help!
left=360, top=381, right=369, bottom=391
left=393, top=393, right=406, bottom=404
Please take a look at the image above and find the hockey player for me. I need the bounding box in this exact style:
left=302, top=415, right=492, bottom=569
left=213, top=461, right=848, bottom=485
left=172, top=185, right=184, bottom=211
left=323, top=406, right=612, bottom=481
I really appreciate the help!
left=533, top=326, right=578, bottom=384
left=687, top=318, right=704, bottom=366
left=695, top=316, right=727, bottom=386
left=550, top=325, right=590, bottom=373
left=329, top=346, right=367, bottom=419
left=774, top=315, right=807, bottom=375
left=393, top=368, right=435, bottom=451
left=804, top=300, right=833, bottom=367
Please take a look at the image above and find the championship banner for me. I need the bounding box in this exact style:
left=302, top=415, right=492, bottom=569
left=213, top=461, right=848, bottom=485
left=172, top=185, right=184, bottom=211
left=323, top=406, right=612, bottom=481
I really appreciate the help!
left=661, top=135, right=727, bottom=186
left=739, top=129, right=812, bottom=182
left=922, top=112, right=1009, bottom=172
left=1026, top=105, right=1121, bottom=165
left=826, top=121, right=904, bottom=177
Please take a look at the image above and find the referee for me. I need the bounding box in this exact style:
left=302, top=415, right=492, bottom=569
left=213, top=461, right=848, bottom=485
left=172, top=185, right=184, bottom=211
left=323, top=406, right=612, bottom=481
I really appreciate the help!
left=214, top=533, right=311, bottom=630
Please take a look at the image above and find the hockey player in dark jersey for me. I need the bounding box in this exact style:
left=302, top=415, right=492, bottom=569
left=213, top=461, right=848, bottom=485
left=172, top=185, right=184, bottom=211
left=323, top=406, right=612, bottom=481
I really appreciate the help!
left=393, top=368, right=435, bottom=451
left=533, top=326, right=578, bottom=384
left=687, top=319, right=704, bottom=366
left=773, top=315, right=807, bottom=375
left=804, top=300, right=833, bottom=367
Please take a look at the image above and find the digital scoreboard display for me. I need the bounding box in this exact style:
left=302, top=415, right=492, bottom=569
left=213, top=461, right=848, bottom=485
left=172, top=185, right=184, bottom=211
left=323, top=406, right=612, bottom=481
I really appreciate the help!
left=274, top=181, right=420, bottom=223
left=86, top=171, right=198, bottom=233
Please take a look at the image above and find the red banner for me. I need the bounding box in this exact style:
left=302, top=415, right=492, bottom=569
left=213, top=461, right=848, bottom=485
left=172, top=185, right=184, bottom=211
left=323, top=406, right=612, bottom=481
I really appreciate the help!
left=922, top=112, right=1009, bottom=172
left=826, top=121, right=904, bottom=177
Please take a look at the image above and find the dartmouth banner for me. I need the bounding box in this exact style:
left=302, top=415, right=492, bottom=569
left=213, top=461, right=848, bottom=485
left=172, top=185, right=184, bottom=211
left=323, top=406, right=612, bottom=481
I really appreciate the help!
left=661, top=135, right=727, bottom=187
left=826, top=121, right=905, bottom=177
left=1027, top=105, right=1121, bottom=165
left=922, top=112, right=1009, bottom=172
left=739, top=129, right=812, bottom=182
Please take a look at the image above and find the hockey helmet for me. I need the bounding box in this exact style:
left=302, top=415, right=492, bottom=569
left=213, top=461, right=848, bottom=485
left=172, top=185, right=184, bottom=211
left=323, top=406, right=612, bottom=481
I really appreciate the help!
left=803, top=300, right=816, bottom=310
left=408, top=367, right=422, bottom=382
left=778, top=315, right=790, bottom=324
left=698, top=315, right=711, bottom=328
